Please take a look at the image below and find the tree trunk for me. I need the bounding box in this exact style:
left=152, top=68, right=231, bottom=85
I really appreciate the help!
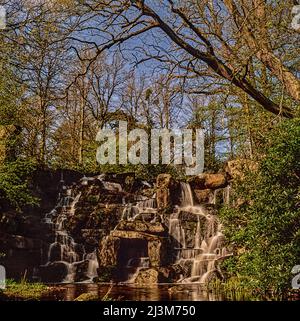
left=78, top=93, right=85, bottom=165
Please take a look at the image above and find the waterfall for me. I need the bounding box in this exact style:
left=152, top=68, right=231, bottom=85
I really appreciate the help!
left=126, top=257, right=150, bottom=284
left=223, top=185, right=231, bottom=205
left=180, top=182, right=194, bottom=207
left=121, top=194, right=157, bottom=221
left=101, top=181, right=123, bottom=192
left=169, top=211, right=186, bottom=249
left=137, top=197, right=157, bottom=210
left=169, top=182, right=229, bottom=284
left=85, top=251, right=99, bottom=281
left=40, top=175, right=229, bottom=285
left=211, top=186, right=231, bottom=206
left=194, top=216, right=201, bottom=249
left=118, top=180, right=229, bottom=284
left=42, top=186, right=99, bottom=283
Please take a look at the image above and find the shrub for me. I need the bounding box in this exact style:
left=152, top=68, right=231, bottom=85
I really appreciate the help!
left=220, top=119, right=300, bottom=294
left=0, top=159, right=39, bottom=211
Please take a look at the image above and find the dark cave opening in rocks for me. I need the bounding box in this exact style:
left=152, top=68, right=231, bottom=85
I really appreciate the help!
left=116, top=238, right=149, bottom=282
left=118, top=238, right=148, bottom=267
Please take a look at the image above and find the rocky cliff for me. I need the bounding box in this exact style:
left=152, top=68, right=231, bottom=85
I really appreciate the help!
left=1, top=169, right=233, bottom=284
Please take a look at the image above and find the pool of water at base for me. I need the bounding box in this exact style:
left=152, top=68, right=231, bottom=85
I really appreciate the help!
left=52, top=283, right=260, bottom=301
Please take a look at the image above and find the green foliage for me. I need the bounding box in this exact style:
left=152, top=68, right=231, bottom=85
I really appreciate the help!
left=96, top=266, right=117, bottom=282
left=0, top=159, right=39, bottom=210
left=0, top=56, right=23, bottom=127
left=74, top=290, right=121, bottom=301
left=74, top=293, right=99, bottom=301
left=207, top=277, right=283, bottom=301
left=0, top=280, right=49, bottom=301
left=87, top=195, right=99, bottom=205
left=220, top=118, right=300, bottom=294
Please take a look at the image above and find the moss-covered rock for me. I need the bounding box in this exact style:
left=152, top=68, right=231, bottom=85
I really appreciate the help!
left=135, top=268, right=158, bottom=284
left=74, top=292, right=99, bottom=301
left=189, top=173, right=227, bottom=190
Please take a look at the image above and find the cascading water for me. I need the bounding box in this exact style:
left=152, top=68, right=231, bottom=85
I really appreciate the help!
left=126, top=257, right=150, bottom=284
left=117, top=180, right=229, bottom=284
left=40, top=174, right=229, bottom=285
left=169, top=182, right=229, bottom=283
left=42, top=185, right=99, bottom=283
left=101, top=181, right=123, bottom=192
left=180, top=182, right=194, bottom=207
left=85, top=251, right=99, bottom=280
left=121, top=195, right=157, bottom=222
left=118, top=194, right=157, bottom=283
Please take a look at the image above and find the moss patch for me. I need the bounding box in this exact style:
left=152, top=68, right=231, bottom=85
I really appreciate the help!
left=0, top=280, right=64, bottom=301
left=74, top=293, right=99, bottom=301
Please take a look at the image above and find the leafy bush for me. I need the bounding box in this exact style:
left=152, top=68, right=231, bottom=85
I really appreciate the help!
left=220, top=119, right=300, bottom=294
left=0, top=159, right=39, bottom=211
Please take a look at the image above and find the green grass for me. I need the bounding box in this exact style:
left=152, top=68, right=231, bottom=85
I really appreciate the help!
left=0, top=279, right=61, bottom=301
left=206, top=277, right=284, bottom=301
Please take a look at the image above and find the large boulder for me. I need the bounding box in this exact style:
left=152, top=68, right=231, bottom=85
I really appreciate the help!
left=193, top=189, right=213, bottom=204
left=135, top=266, right=181, bottom=284
left=158, top=266, right=178, bottom=283
left=73, top=260, right=90, bottom=282
left=135, top=268, right=159, bottom=285
left=98, top=236, right=120, bottom=267
left=39, top=262, right=68, bottom=283
left=189, top=173, right=227, bottom=190
left=148, top=239, right=162, bottom=267
left=225, top=159, right=258, bottom=180
left=156, top=173, right=174, bottom=189
left=47, top=242, right=61, bottom=262
left=117, top=221, right=166, bottom=236
left=156, top=174, right=179, bottom=211
left=0, top=234, right=42, bottom=250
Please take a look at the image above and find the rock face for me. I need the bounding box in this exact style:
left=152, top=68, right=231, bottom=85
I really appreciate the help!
left=98, top=235, right=120, bottom=267
left=193, top=189, right=213, bottom=204
left=117, top=221, right=166, bottom=236
left=1, top=168, right=233, bottom=284
left=225, top=159, right=258, bottom=180
left=0, top=233, right=44, bottom=280
left=158, top=266, right=178, bottom=283
left=189, top=173, right=227, bottom=190
left=148, top=239, right=163, bottom=267
left=156, top=174, right=180, bottom=211
left=0, top=169, right=84, bottom=281
left=39, top=262, right=68, bottom=283
left=135, top=268, right=159, bottom=285
left=98, top=228, right=170, bottom=282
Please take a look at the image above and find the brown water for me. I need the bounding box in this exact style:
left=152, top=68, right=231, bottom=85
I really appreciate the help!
left=54, top=283, right=256, bottom=301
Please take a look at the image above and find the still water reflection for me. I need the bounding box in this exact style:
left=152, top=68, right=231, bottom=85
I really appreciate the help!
left=59, top=283, right=251, bottom=301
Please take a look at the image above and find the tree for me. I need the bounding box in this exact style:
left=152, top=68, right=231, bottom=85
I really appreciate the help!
left=68, top=0, right=299, bottom=118
left=2, top=0, right=78, bottom=165
left=0, top=20, right=24, bottom=162
left=220, top=119, right=300, bottom=294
